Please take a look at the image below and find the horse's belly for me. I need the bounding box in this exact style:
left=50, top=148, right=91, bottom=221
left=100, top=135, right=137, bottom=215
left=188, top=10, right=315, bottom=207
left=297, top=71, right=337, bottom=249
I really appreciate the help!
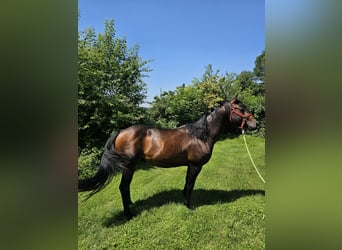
left=149, top=159, right=187, bottom=168
left=144, top=149, right=188, bottom=168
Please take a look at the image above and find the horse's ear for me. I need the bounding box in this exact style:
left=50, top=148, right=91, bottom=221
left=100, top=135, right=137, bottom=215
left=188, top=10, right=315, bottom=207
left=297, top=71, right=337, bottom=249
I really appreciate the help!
left=230, top=95, right=237, bottom=104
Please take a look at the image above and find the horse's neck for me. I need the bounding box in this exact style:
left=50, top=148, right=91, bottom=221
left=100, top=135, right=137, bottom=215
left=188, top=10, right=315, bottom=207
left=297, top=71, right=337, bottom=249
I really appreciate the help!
left=207, top=109, right=228, bottom=144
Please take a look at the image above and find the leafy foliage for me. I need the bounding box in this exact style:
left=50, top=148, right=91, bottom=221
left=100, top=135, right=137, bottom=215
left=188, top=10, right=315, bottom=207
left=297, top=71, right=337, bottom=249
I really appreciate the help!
left=193, top=64, right=224, bottom=108
left=254, top=50, right=265, bottom=83
left=149, top=55, right=265, bottom=136
left=149, top=86, right=206, bottom=128
left=78, top=147, right=102, bottom=179
left=78, top=20, right=151, bottom=150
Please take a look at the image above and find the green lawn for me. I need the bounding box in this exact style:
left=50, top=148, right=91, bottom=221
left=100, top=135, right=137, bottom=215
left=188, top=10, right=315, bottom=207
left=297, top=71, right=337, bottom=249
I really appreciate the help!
left=78, top=135, right=265, bottom=249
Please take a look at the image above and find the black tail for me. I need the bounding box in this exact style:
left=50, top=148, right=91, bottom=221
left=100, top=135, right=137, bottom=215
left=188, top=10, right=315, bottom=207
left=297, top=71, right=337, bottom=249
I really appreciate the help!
left=78, top=132, right=131, bottom=200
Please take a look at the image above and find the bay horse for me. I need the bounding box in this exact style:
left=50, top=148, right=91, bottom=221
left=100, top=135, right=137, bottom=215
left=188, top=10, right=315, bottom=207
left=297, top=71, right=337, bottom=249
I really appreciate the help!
left=78, top=97, right=257, bottom=219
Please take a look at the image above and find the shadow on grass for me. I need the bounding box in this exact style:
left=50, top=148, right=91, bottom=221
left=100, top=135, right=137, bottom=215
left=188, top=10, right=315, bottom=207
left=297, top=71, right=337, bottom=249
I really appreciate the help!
left=102, top=188, right=265, bottom=227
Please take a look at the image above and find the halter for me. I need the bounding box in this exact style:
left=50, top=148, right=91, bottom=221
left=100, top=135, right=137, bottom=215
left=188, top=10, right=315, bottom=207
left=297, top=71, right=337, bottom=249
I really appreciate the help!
left=229, top=104, right=253, bottom=129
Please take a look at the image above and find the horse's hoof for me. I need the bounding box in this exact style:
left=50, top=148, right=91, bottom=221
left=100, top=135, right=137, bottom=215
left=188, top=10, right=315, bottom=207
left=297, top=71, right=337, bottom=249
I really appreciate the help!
left=126, top=214, right=133, bottom=220
left=183, top=201, right=191, bottom=209
left=124, top=211, right=134, bottom=220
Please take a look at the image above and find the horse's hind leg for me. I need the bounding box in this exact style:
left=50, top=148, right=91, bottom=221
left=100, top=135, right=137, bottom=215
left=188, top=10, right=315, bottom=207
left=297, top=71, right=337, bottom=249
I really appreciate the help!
left=119, top=171, right=135, bottom=219
left=183, top=164, right=202, bottom=208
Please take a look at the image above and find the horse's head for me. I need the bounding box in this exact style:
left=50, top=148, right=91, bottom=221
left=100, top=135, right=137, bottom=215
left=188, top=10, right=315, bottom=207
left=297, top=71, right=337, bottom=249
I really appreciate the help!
left=227, top=96, right=257, bottom=130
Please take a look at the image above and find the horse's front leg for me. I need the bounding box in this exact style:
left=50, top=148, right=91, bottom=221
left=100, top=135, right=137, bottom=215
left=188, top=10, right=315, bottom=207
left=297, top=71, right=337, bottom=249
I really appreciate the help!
left=119, top=170, right=134, bottom=219
left=183, top=164, right=202, bottom=208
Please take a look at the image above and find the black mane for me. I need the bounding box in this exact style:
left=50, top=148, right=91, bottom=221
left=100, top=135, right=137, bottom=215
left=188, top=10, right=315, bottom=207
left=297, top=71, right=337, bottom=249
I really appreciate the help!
left=186, top=114, right=210, bottom=141
left=186, top=104, right=226, bottom=141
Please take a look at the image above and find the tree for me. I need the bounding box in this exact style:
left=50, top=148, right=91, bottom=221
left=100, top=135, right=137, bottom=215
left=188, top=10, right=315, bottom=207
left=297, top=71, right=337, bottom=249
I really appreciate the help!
left=254, top=50, right=265, bottom=83
left=193, top=64, right=224, bottom=108
left=236, top=70, right=254, bottom=91
left=234, top=51, right=265, bottom=136
left=217, top=72, right=238, bottom=101
left=78, top=20, right=151, bottom=150
left=149, top=85, right=206, bottom=128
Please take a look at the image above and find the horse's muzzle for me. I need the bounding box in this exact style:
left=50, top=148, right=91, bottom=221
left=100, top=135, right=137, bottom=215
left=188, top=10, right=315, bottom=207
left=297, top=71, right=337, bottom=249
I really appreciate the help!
left=246, top=120, right=257, bottom=130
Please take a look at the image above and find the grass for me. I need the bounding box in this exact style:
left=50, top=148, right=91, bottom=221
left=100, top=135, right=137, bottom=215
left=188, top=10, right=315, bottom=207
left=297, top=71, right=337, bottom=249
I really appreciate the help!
left=78, top=135, right=265, bottom=249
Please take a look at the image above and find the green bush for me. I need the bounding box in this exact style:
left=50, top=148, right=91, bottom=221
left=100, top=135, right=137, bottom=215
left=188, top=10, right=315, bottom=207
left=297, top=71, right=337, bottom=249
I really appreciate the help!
left=78, top=147, right=102, bottom=179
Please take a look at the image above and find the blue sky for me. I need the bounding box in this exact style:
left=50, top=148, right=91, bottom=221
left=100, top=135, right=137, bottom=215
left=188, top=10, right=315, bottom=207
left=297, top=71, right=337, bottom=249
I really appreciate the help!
left=78, top=0, right=264, bottom=104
